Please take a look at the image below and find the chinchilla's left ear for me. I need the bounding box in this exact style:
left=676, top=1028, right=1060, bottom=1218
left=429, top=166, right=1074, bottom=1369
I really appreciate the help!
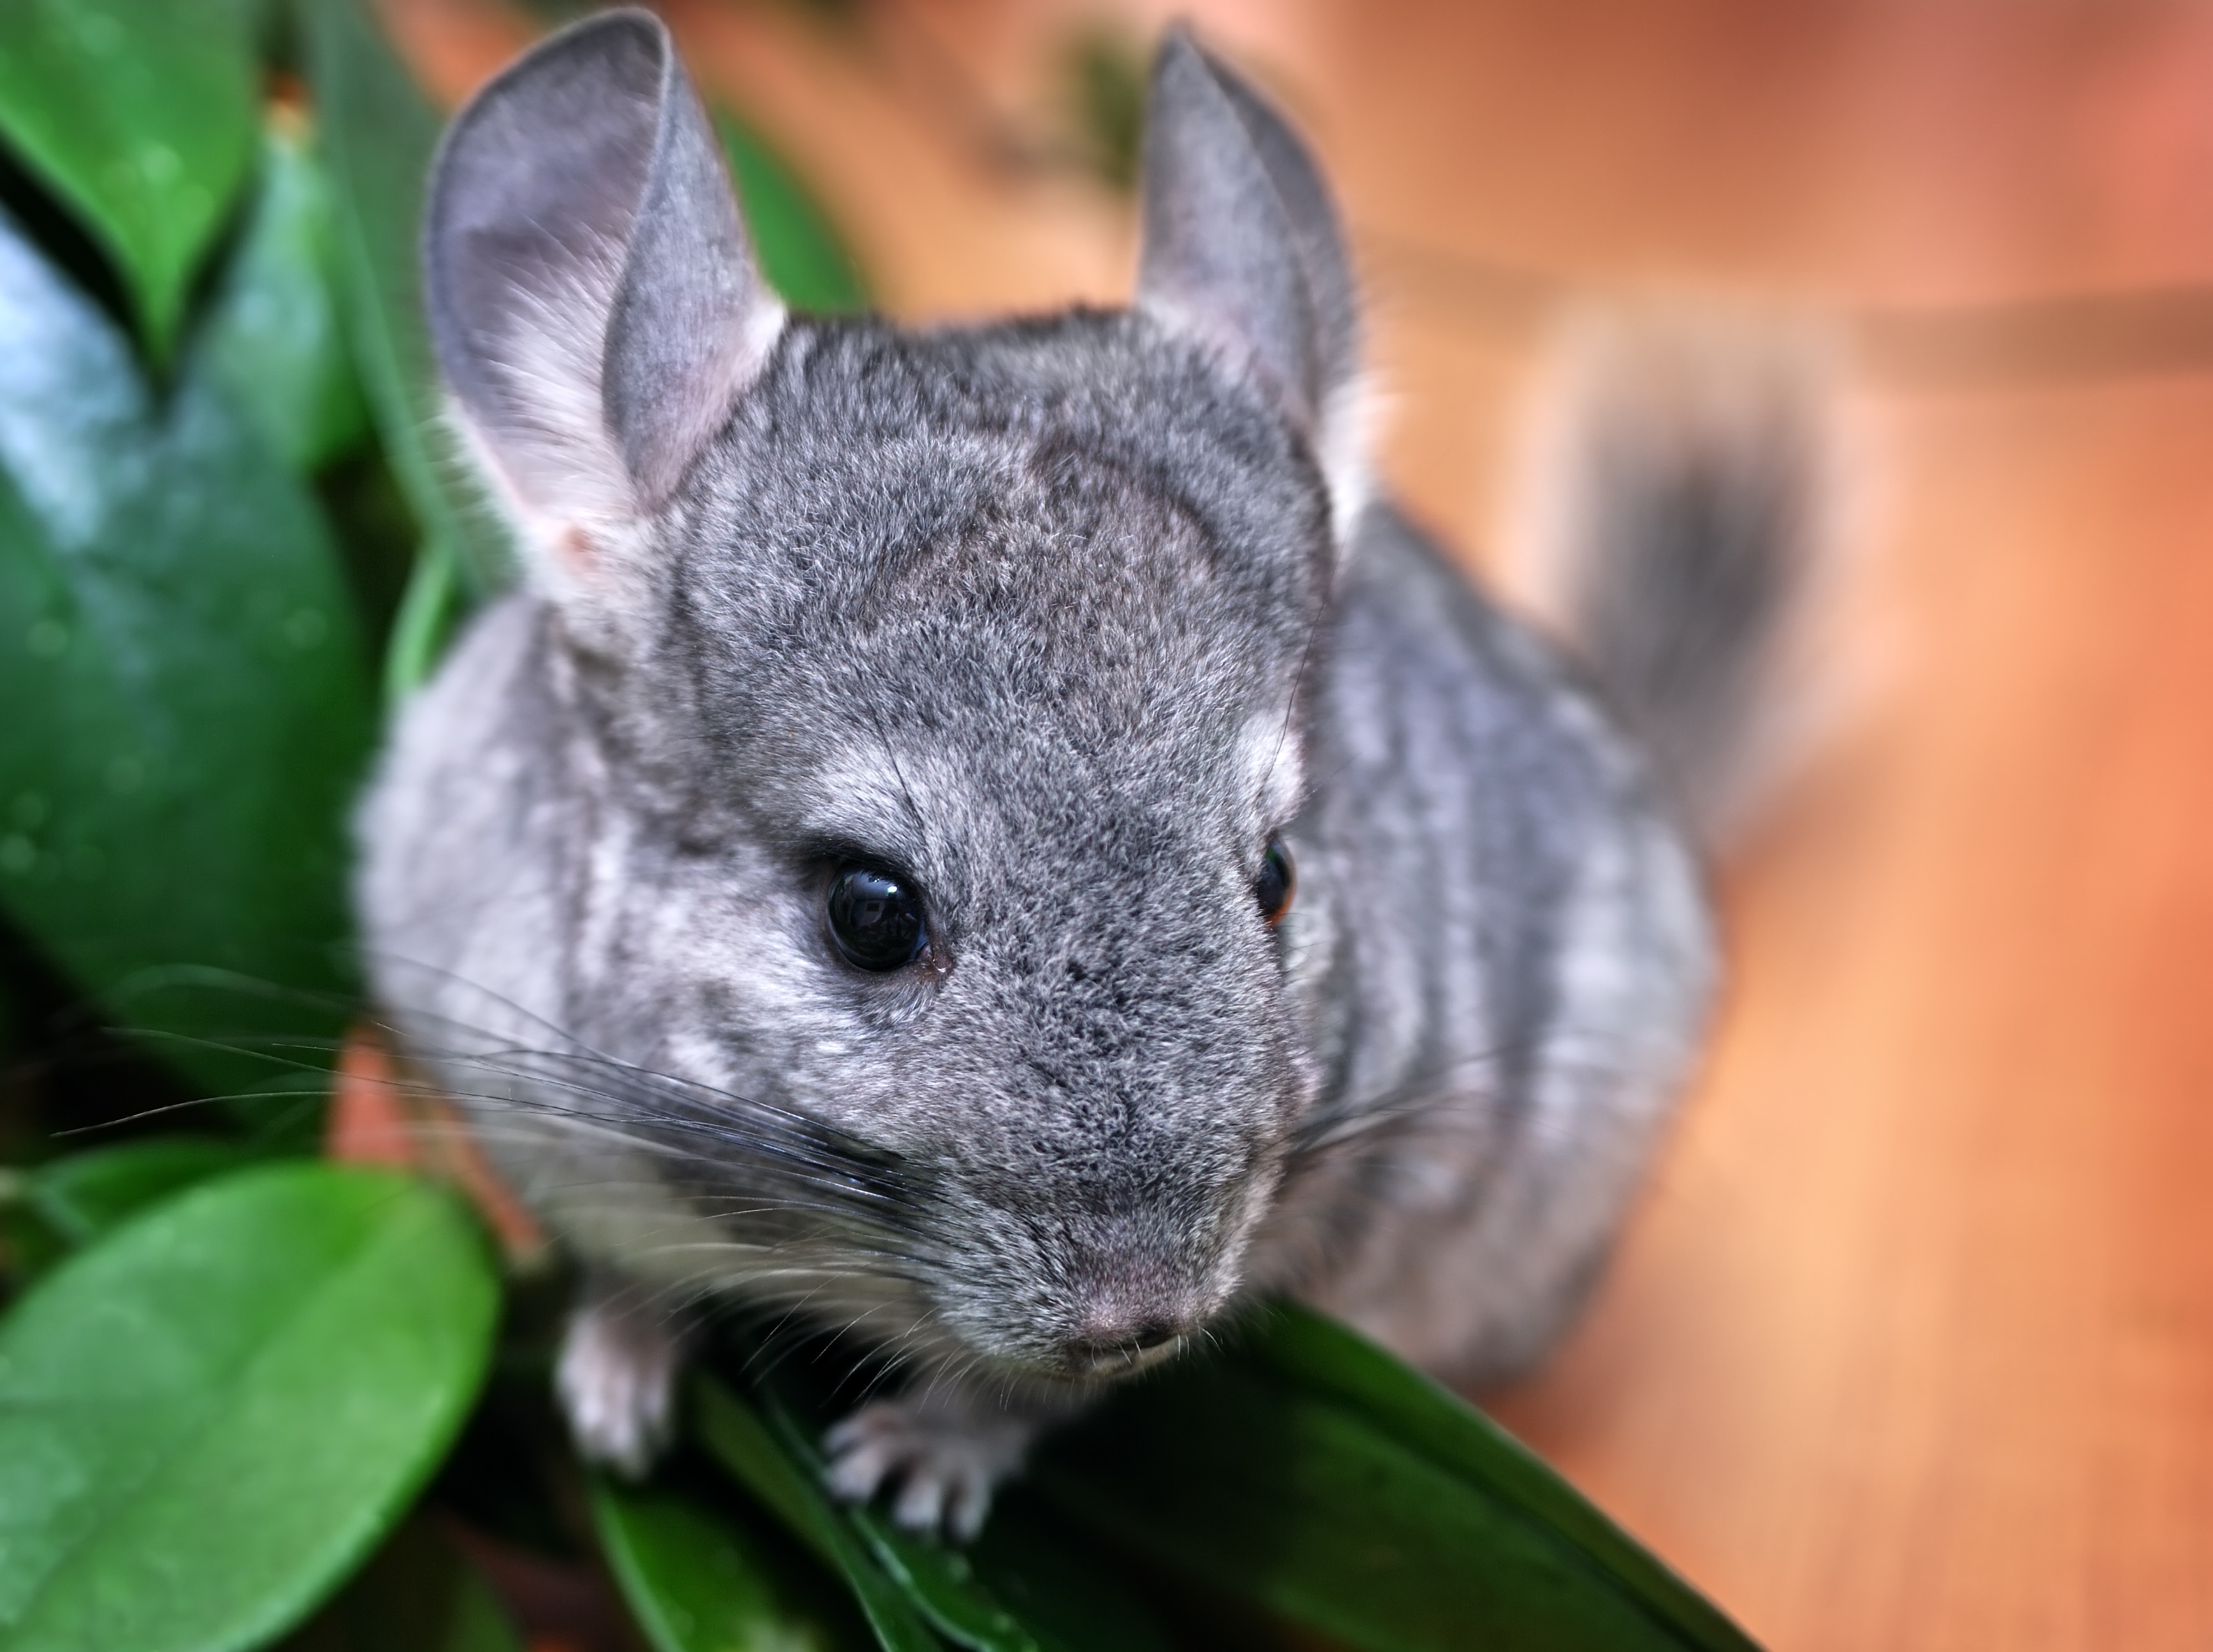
left=1136, top=29, right=1368, bottom=538
left=423, top=9, right=782, bottom=604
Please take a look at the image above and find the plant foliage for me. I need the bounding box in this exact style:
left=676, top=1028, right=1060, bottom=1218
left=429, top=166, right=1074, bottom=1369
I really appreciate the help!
left=0, top=3, right=1759, bottom=1648
left=0, top=1164, right=497, bottom=1650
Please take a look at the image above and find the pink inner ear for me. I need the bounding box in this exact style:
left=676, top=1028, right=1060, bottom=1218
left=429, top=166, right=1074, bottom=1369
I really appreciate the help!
left=556, top=523, right=598, bottom=576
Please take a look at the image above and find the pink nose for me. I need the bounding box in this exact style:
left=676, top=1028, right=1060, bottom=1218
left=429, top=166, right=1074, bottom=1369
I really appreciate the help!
left=1065, top=1311, right=1184, bottom=1368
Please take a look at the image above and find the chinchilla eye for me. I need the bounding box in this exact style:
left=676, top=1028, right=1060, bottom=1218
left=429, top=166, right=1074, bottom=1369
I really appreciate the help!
left=826, top=864, right=928, bottom=971
left=1254, top=835, right=1294, bottom=925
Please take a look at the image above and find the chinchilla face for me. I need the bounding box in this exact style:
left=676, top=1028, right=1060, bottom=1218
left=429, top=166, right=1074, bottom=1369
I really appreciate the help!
left=591, top=315, right=1331, bottom=1377
left=381, top=11, right=1371, bottom=1384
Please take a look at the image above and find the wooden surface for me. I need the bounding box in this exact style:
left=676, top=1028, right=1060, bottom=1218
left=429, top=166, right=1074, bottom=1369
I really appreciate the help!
left=391, top=3, right=2213, bottom=1644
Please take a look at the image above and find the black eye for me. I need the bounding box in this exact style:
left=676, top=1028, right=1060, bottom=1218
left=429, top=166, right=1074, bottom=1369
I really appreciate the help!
left=1254, top=835, right=1294, bottom=926
left=825, top=864, right=929, bottom=971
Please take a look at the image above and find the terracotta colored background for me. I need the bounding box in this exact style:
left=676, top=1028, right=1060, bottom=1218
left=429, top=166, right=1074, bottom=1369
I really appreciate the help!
left=390, top=3, right=2213, bottom=1645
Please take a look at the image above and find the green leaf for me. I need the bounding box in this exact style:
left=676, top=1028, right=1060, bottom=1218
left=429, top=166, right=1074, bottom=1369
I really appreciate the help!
left=1249, top=1304, right=1753, bottom=1651
left=196, top=117, right=370, bottom=474
left=592, top=1472, right=871, bottom=1652
left=0, top=0, right=260, bottom=356
left=692, top=1377, right=941, bottom=1652
left=282, top=1514, right=522, bottom=1652
left=961, top=1493, right=1174, bottom=1652
left=753, top=1394, right=1036, bottom=1652
left=0, top=202, right=375, bottom=1098
left=24, top=1136, right=246, bottom=1245
left=697, top=1377, right=1175, bottom=1652
left=715, top=113, right=867, bottom=315
left=0, top=1162, right=500, bottom=1652
left=301, top=0, right=510, bottom=628
left=1030, top=1303, right=1762, bottom=1652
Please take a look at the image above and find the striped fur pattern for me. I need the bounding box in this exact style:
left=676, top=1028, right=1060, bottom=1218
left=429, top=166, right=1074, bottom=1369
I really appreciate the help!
left=357, top=11, right=1815, bottom=1535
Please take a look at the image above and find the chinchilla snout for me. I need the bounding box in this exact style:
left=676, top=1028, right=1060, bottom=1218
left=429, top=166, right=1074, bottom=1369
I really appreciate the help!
left=929, top=1171, right=1273, bottom=1380
left=828, top=843, right=1314, bottom=1380
left=929, top=1174, right=1259, bottom=1379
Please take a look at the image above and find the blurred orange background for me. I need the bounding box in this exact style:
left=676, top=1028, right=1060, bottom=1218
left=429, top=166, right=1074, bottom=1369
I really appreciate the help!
left=389, top=3, right=2213, bottom=1646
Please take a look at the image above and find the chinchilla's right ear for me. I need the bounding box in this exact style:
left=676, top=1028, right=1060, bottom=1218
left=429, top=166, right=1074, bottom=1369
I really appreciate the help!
left=424, top=10, right=782, bottom=611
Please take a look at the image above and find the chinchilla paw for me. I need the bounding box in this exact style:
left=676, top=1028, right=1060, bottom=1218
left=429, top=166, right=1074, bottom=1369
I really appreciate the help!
left=824, top=1394, right=1036, bottom=1541
left=556, top=1294, right=682, bottom=1477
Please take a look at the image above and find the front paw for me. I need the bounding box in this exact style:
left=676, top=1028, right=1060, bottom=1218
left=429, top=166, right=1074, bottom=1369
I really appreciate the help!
left=824, top=1393, right=1038, bottom=1541
left=556, top=1292, right=683, bottom=1477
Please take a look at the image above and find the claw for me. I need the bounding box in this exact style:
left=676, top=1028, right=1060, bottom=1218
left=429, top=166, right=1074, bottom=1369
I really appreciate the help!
left=822, top=1393, right=1040, bottom=1541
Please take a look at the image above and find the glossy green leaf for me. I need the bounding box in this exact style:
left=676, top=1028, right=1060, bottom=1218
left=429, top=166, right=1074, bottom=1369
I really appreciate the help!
left=0, top=203, right=374, bottom=1097
left=0, top=1162, right=500, bottom=1652
left=692, top=1377, right=941, bottom=1652
left=24, top=1136, right=245, bottom=1245
left=699, top=1376, right=1178, bottom=1652
left=196, top=117, right=370, bottom=474
left=1248, top=1304, right=1754, bottom=1651
left=1030, top=1303, right=1761, bottom=1652
left=754, top=1394, right=1036, bottom=1652
left=282, top=1514, right=522, bottom=1652
left=592, top=1473, right=869, bottom=1652
left=850, top=1520, right=1033, bottom=1652
left=715, top=113, right=867, bottom=316
left=0, top=0, right=259, bottom=355
left=960, top=1493, right=1174, bottom=1652
left=301, top=0, right=509, bottom=685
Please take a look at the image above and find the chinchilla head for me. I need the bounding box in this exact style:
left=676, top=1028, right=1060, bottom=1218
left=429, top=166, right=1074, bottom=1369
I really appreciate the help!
left=398, top=10, right=1370, bottom=1384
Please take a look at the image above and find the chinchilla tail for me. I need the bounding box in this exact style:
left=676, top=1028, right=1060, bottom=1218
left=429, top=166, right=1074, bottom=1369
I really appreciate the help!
left=1505, top=302, right=1843, bottom=852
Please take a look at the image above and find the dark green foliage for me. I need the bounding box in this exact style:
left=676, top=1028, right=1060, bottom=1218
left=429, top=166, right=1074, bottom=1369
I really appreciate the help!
left=0, top=194, right=373, bottom=1099
left=200, top=120, right=369, bottom=475
left=961, top=1493, right=1179, bottom=1652
left=0, top=5, right=1760, bottom=1649
left=593, top=1470, right=873, bottom=1652
left=282, top=1516, right=523, bottom=1652
left=298, top=0, right=511, bottom=697
left=1031, top=1305, right=1758, bottom=1652
left=19, top=1134, right=245, bottom=1245
left=0, top=0, right=261, bottom=355
left=695, top=1377, right=945, bottom=1652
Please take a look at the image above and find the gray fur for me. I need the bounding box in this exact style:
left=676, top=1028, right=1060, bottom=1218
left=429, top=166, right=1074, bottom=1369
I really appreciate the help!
left=1509, top=307, right=1834, bottom=846
left=424, top=10, right=781, bottom=574
left=361, top=12, right=1740, bottom=1528
left=1137, top=31, right=1360, bottom=483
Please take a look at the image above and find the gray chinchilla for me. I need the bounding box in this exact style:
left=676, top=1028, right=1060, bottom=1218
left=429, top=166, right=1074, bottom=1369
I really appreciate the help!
left=356, top=10, right=1830, bottom=1539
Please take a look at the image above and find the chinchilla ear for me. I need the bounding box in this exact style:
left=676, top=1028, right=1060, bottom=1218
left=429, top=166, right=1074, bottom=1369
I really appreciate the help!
left=424, top=9, right=782, bottom=591
left=1136, top=29, right=1367, bottom=535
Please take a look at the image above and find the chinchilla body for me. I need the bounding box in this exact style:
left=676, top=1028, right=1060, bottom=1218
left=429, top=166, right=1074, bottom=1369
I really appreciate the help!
left=357, top=10, right=1821, bottom=1525
left=1254, top=502, right=1709, bottom=1382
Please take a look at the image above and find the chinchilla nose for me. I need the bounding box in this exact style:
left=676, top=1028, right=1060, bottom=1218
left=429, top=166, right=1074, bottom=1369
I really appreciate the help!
left=1062, top=1309, right=1187, bottom=1373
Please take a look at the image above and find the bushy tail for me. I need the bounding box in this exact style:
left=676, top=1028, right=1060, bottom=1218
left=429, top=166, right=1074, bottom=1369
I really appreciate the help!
left=1505, top=303, right=1843, bottom=851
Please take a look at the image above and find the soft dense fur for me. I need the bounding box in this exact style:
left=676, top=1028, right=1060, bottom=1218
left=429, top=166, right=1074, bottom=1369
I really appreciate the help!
left=1506, top=304, right=1837, bottom=847
left=359, top=11, right=1806, bottom=1536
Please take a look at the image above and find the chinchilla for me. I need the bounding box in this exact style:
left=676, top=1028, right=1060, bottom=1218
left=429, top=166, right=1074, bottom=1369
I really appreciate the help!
left=356, top=9, right=1831, bottom=1538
